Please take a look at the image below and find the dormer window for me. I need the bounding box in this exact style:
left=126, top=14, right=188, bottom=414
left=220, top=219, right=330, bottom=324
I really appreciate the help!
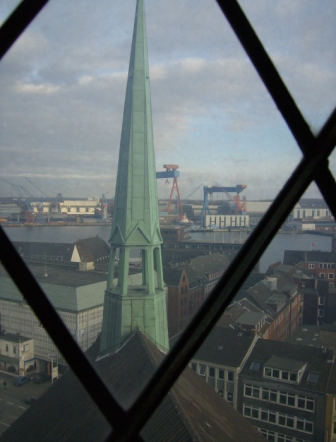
left=263, top=356, right=306, bottom=384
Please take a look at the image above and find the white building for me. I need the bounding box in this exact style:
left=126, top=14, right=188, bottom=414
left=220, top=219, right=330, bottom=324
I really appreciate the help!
left=0, top=264, right=106, bottom=374
left=0, top=333, right=34, bottom=375
left=204, top=214, right=249, bottom=229
left=29, top=197, right=100, bottom=216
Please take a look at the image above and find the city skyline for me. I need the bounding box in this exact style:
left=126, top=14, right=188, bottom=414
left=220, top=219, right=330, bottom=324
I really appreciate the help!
left=0, top=0, right=335, bottom=201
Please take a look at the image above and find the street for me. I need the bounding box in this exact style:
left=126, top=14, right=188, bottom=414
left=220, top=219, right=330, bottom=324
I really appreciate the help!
left=0, top=372, right=51, bottom=437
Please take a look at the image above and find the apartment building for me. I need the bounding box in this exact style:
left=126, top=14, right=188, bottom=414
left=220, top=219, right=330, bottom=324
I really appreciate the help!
left=239, top=339, right=336, bottom=442
left=188, top=327, right=258, bottom=409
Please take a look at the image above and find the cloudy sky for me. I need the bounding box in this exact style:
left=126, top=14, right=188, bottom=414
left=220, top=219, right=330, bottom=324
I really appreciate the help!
left=0, top=0, right=335, bottom=202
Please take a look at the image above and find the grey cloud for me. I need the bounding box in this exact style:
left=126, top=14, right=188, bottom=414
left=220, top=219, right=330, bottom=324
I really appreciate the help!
left=1, top=0, right=334, bottom=199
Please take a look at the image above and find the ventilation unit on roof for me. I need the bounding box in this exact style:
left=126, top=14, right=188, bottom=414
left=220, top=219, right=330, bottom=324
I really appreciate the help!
left=262, top=277, right=277, bottom=291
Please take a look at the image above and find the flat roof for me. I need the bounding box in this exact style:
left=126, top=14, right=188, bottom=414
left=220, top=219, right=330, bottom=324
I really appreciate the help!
left=0, top=333, right=31, bottom=343
left=236, top=311, right=266, bottom=326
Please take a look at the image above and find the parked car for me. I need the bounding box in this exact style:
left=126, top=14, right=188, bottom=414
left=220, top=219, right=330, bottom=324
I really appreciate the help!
left=13, top=376, right=30, bottom=387
left=31, top=373, right=51, bottom=384
left=24, top=397, right=38, bottom=405
left=7, top=365, right=16, bottom=373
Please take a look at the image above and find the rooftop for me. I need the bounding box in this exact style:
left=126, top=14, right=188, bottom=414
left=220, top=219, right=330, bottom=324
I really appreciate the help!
left=242, top=339, right=335, bottom=393
left=1, top=331, right=265, bottom=442
left=236, top=311, right=266, bottom=327
left=265, top=355, right=307, bottom=372
left=190, top=326, right=256, bottom=367
left=0, top=263, right=107, bottom=288
left=0, top=332, right=31, bottom=343
left=284, top=250, right=336, bottom=266
left=0, top=264, right=107, bottom=312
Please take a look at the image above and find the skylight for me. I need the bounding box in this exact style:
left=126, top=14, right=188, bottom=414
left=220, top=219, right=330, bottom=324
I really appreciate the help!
left=250, top=360, right=262, bottom=371
left=307, top=372, right=319, bottom=383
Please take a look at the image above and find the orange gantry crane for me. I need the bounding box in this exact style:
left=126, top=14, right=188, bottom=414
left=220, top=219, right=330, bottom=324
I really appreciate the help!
left=156, top=165, right=183, bottom=219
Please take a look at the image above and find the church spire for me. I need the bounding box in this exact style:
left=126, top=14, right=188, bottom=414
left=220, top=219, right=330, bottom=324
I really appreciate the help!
left=99, top=0, right=169, bottom=356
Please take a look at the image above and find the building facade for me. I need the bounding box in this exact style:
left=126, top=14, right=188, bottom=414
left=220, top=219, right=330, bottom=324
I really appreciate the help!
left=239, top=339, right=336, bottom=442
left=189, top=327, right=258, bottom=409
left=164, top=253, right=231, bottom=336
left=0, top=333, right=34, bottom=374
left=204, top=214, right=249, bottom=229
left=0, top=264, right=106, bottom=373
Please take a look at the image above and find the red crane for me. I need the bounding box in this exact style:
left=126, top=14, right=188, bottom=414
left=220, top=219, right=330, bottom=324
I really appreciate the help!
left=156, top=165, right=184, bottom=219
left=223, top=191, right=247, bottom=214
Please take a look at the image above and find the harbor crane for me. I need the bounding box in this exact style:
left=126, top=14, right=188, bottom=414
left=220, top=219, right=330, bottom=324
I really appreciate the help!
left=0, top=178, right=36, bottom=222
left=101, top=191, right=113, bottom=220
left=156, top=165, right=183, bottom=219
left=199, top=184, right=247, bottom=221
left=25, top=177, right=49, bottom=198
left=184, top=183, right=204, bottom=201
left=24, top=177, right=63, bottom=215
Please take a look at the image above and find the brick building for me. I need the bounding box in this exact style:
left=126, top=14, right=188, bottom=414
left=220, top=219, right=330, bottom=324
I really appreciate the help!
left=164, top=253, right=231, bottom=337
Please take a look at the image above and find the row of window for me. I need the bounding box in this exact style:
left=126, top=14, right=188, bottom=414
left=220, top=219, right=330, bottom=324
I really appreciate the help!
left=256, top=427, right=308, bottom=442
left=319, top=273, right=334, bottom=279
left=319, top=263, right=335, bottom=269
left=191, top=363, right=234, bottom=382
left=243, top=405, right=314, bottom=433
left=4, top=343, right=16, bottom=353
left=264, top=366, right=304, bottom=384
left=31, top=254, right=64, bottom=261
left=244, top=384, right=315, bottom=411
left=295, top=210, right=330, bottom=218
left=308, top=263, right=335, bottom=270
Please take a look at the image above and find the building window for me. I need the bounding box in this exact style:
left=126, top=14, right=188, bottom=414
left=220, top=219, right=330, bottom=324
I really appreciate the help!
left=5, top=344, right=8, bottom=352
left=244, top=384, right=315, bottom=412
left=330, top=283, right=334, bottom=289
left=308, top=264, right=315, bottom=269
left=209, top=367, right=215, bottom=378
left=329, top=273, right=334, bottom=279
left=227, top=371, right=234, bottom=382
left=307, top=372, right=319, bottom=383
left=191, top=363, right=196, bottom=372
left=264, top=366, right=298, bottom=383
left=318, top=309, right=324, bottom=317
left=250, top=360, right=262, bottom=371
left=13, top=345, right=16, bottom=354
left=227, top=392, right=233, bottom=402
left=243, top=405, right=314, bottom=433
left=199, top=364, right=206, bottom=377
left=320, top=273, right=325, bottom=278
left=318, top=297, right=325, bottom=305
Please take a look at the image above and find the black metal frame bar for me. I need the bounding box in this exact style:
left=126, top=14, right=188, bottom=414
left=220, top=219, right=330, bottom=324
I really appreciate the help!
left=0, top=1, right=335, bottom=441
left=0, top=0, right=49, bottom=60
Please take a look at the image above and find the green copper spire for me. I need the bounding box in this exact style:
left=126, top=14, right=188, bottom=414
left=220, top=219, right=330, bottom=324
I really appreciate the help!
left=100, top=0, right=169, bottom=356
